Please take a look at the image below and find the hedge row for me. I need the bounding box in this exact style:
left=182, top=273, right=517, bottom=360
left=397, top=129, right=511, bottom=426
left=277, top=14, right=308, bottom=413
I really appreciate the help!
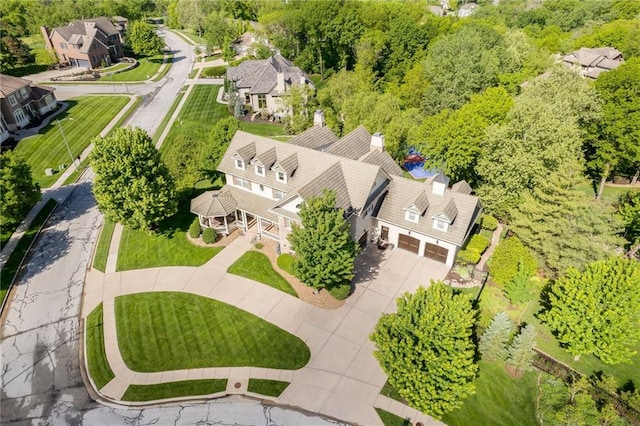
left=480, top=214, right=498, bottom=231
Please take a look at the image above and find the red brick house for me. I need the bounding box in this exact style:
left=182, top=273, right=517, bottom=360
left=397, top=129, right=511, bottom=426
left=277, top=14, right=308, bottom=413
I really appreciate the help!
left=42, top=17, right=124, bottom=69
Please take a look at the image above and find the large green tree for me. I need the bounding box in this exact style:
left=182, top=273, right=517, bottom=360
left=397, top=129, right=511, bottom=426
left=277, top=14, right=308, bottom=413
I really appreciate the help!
left=0, top=151, right=41, bottom=228
left=506, top=324, right=536, bottom=376
left=509, top=162, right=624, bottom=275
left=201, top=116, right=240, bottom=176
left=127, top=20, right=165, bottom=56
left=479, top=312, right=512, bottom=362
left=616, top=190, right=640, bottom=257
left=370, top=282, right=477, bottom=418
left=288, top=189, right=358, bottom=292
left=90, top=127, right=177, bottom=230
left=541, top=256, right=640, bottom=364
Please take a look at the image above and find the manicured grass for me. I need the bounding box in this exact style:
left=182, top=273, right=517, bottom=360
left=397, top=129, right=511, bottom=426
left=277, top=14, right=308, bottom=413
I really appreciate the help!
left=204, top=54, right=222, bottom=62
left=100, top=53, right=164, bottom=82
left=14, top=96, right=130, bottom=188
left=101, top=62, right=131, bottom=73
left=247, top=379, right=289, bottom=397
left=5, top=35, right=55, bottom=77
left=276, top=253, right=295, bottom=275
left=442, top=361, right=538, bottom=426
left=122, top=379, right=227, bottom=402
left=117, top=200, right=223, bottom=271
left=153, top=87, right=187, bottom=143
left=228, top=251, right=298, bottom=297
left=381, top=380, right=405, bottom=403
left=93, top=221, right=115, bottom=273
left=0, top=199, right=57, bottom=305
left=152, top=53, right=173, bottom=82
left=181, top=28, right=207, bottom=45
left=576, top=183, right=639, bottom=205
left=85, top=304, right=115, bottom=389
left=375, top=408, right=409, bottom=426
left=239, top=121, right=285, bottom=138
left=115, top=292, right=310, bottom=371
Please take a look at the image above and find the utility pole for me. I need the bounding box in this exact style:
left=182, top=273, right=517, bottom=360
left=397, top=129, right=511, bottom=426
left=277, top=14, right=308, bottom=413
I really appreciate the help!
left=57, top=119, right=78, bottom=171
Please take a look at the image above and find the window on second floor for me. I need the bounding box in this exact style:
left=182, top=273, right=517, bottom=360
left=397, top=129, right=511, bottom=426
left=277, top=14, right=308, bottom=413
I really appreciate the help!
left=255, top=164, right=265, bottom=176
left=273, top=189, right=284, bottom=199
left=405, top=210, right=419, bottom=223
left=20, top=88, right=28, bottom=98
left=233, top=176, right=251, bottom=189
left=60, top=42, right=67, bottom=50
left=235, top=159, right=245, bottom=170
left=8, top=95, right=17, bottom=106
left=276, top=171, right=286, bottom=183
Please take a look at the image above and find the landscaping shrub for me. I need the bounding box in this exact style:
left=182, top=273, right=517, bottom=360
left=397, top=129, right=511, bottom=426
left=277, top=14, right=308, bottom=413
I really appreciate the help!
left=202, top=66, right=227, bottom=78
left=457, top=249, right=481, bottom=265
left=276, top=253, right=295, bottom=275
left=189, top=217, right=201, bottom=239
left=489, top=237, right=537, bottom=286
left=467, top=234, right=490, bottom=254
left=481, top=215, right=499, bottom=231
left=202, top=227, right=217, bottom=244
left=255, top=242, right=264, bottom=249
left=328, top=282, right=351, bottom=300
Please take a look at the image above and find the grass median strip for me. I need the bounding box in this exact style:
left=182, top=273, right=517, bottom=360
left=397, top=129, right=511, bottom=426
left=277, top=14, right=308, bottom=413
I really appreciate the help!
left=93, top=221, right=115, bottom=273
left=86, top=304, right=115, bottom=389
left=15, top=96, right=129, bottom=188
left=0, top=198, right=57, bottom=305
left=115, top=292, right=310, bottom=372
left=247, top=379, right=289, bottom=397
left=228, top=251, right=297, bottom=297
left=122, top=379, right=227, bottom=402
left=375, top=408, right=408, bottom=426
left=100, top=53, right=164, bottom=82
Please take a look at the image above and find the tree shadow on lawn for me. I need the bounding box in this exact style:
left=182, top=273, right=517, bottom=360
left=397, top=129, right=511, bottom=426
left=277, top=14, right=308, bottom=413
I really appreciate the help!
left=153, top=184, right=222, bottom=238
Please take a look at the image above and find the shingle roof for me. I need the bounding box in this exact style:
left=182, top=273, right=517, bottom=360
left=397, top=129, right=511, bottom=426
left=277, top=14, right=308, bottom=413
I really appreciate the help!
left=434, top=198, right=458, bottom=223
left=190, top=190, right=237, bottom=217
left=452, top=180, right=472, bottom=194
left=0, top=74, right=30, bottom=97
left=232, top=142, right=256, bottom=162
left=406, top=191, right=429, bottom=214
left=225, top=185, right=279, bottom=222
left=226, top=53, right=309, bottom=95
left=53, top=17, right=120, bottom=42
left=360, top=150, right=404, bottom=176
left=288, top=125, right=338, bottom=151
left=297, top=162, right=350, bottom=210
left=251, top=146, right=277, bottom=169
left=376, top=176, right=481, bottom=246
left=324, top=125, right=372, bottom=159
left=274, top=153, right=298, bottom=176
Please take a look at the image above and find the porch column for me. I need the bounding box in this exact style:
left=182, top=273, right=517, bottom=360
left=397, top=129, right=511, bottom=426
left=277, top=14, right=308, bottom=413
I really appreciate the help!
left=223, top=215, right=228, bottom=235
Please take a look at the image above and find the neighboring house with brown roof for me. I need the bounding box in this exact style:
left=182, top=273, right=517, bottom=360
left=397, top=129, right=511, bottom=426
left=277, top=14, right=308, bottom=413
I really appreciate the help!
left=226, top=53, right=313, bottom=118
left=41, top=17, right=124, bottom=69
left=191, top=111, right=481, bottom=266
left=0, top=74, right=57, bottom=143
left=562, top=47, right=624, bottom=79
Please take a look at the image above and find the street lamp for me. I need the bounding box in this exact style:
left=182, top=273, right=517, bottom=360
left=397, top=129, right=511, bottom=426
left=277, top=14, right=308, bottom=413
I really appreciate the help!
left=56, top=118, right=78, bottom=171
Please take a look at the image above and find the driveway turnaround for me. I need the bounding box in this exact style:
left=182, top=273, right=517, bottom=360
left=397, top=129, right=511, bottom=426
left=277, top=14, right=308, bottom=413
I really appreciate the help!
left=83, top=234, right=448, bottom=426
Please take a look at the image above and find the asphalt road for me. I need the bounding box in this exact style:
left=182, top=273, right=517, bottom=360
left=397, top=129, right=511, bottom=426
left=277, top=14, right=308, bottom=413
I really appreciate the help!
left=1, top=30, right=342, bottom=426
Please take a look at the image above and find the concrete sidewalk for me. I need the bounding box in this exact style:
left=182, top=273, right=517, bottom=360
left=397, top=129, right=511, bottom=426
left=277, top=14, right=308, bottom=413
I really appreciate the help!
left=83, top=234, right=447, bottom=426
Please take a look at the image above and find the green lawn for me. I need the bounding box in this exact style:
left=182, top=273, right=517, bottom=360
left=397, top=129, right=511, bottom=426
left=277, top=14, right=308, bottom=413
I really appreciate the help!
left=101, top=62, right=131, bottom=73
left=228, top=251, right=298, bottom=297
left=153, top=86, right=187, bottom=143
left=100, top=53, right=164, bottom=82
left=1, top=199, right=57, bottom=305
left=14, top=96, right=130, bottom=188
left=5, top=35, right=55, bottom=77
left=115, top=292, right=310, bottom=371
left=381, top=380, right=405, bottom=403
left=152, top=53, right=174, bottom=82
left=86, top=304, right=115, bottom=389
left=93, top=221, right=115, bottom=273
left=442, top=361, right=539, bottom=426
left=375, top=408, right=409, bottom=426
left=117, top=200, right=222, bottom=271
left=122, top=379, right=227, bottom=402
left=276, top=253, right=295, bottom=275
left=576, top=182, right=639, bottom=205
left=239, top=121, right=285, bottom=138
left=247, top=379, right=289, bottom=397
left=181, top=28, right=207, bottom=45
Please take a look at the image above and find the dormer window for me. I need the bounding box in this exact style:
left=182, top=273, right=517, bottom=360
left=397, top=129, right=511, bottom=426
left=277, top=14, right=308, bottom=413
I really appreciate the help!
left=276, top=171, right=287, bottom=183
left=255, top=164, right=265, bottom=176
left=235, top=159, right=245, bottom=170
left=434, top=219, right=448, bottom=231
left=405, top=211, right=419, bottom=223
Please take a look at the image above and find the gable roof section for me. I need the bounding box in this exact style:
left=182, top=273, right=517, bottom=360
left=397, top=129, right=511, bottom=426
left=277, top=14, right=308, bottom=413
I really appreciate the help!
left=273, top=153, right=298, bottom=176
left=451, top=180, right=472, bottom=194
left=226, top=54, right=309, bottom=95
left=231, top=142, right=256, bottom=162
left=376, top=176, right=480, bottom=246
left=405, top=191, right=429, bottom=214
left=360, top=150, right=403, bottom=176
left=324, top=125, right=371, bottom=159
left=0, top=74, right=30, bottom=97
left=250, top=146, right=277, bottom=169
left=297, top=162, right=350, bottom=210
left=433, top=198, right=458, bottom=223
left=52, top=17, right=119, bottom=42
left=288, top=125, right=338, bottom=151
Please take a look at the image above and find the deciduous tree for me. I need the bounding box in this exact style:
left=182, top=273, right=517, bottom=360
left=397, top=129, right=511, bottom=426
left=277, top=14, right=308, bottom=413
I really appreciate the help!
left=479, top=312, right=512, bottom=361
left=541, top=256, right=640, bottom=364
left=201, top=117, right=240, bottom=175
left=371, top=282, right=477, bottom=418
left=503, top=260, right=534, bottom=304
left=127, top=20, right=165, bottom=56
left=616, top=189, right=640, bottom=257
left=288, top=190, right=358, bottom=292
left=0, top=151, right=41, bottom=228
left=488, top=236, right=537, bottom=287
left=90, top=128, right=177, bottom=230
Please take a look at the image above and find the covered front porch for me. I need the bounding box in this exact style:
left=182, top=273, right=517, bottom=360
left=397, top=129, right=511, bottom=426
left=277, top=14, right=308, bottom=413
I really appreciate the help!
left=236, top=209, right=281, bottom=242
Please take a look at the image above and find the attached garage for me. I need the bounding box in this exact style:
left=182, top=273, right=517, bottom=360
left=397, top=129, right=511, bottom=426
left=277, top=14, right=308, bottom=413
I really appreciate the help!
left=424, top=242, right=448, bottom=263
left=397, top=233, right=420, bottom=254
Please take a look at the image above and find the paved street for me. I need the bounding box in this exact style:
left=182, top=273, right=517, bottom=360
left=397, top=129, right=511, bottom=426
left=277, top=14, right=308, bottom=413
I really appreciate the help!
left=1, top=29, right=344, bottom=425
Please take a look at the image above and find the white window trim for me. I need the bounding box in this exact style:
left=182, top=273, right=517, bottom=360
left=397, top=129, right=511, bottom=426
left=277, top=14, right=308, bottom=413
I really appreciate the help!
left=405, top=210, right=419, bottom=223
left=14, top=107, right=25, bottom=122
left=276, top=171, right=287, bottom=183
left=434, top=219, right=448, bottom=231
left=20, top=88, right=28, bottom=98
left=235, top=159, right=245, bottom=170
left=255, top=164, right=265, bottom=176
left=8, top=95, right=17, bottom=107
left=273, top=189, right=284, bottom=200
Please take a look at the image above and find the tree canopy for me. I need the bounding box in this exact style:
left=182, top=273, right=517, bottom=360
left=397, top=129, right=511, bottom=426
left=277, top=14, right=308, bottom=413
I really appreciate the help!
left=371, top=282, right=477, bottom=418
left=541, top=256, right=640, bottom=364
left=127, top=20, right=165, bottom=56
left=288, top=189, right=358, bottom=292
left=0, top=151, right=41, bottom=228
left=90, top=127, right=177, bottom=230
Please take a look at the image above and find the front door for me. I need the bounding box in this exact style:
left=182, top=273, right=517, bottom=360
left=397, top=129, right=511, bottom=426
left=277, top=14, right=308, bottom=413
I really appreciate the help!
left=380, top=226, right=389, bottom=241
left=398, top=234, right=420, bottom=254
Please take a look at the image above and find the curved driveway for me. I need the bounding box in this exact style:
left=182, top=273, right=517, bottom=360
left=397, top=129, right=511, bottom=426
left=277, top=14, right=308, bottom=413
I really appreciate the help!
left=1, top=30, right=344, bottom=425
